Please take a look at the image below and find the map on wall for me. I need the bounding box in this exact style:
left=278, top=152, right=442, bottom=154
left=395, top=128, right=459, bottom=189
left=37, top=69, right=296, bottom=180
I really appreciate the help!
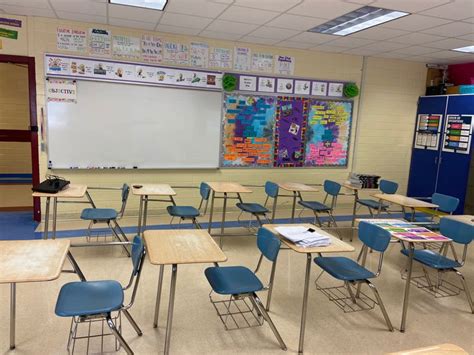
left=274, top=97, right=308, bottom=167
left=221, top=94, right=275, bottom=167
left=304, top=100, right=353, bottom=166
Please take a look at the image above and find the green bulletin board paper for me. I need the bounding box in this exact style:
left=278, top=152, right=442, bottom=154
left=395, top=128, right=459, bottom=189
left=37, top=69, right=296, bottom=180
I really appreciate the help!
left=0, top=27, right=18, bottom=40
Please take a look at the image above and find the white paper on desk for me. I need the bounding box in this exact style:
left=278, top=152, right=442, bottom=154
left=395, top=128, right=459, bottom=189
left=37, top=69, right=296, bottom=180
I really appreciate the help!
left=275, top=226, right=331, bottom=247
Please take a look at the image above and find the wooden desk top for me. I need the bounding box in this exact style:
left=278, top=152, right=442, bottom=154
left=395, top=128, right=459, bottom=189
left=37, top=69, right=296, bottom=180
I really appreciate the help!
left=206, top=182, right=252, bottom=194
left=263, top=224, right=355, bottom=254
left=32, top=184, right=87, bottom=198
left=278, top=182, right=319, bottom=192
left=131, top=184, right=176, bottom=196
left=372, top=193, right=438, bottom=209
left=443, top=215, right=474, bottom=226
left=386, top=343, right=468, bottom=355
left=0, top=239, right=70, bottom=283
left=144, top=230, right=227, bottom=265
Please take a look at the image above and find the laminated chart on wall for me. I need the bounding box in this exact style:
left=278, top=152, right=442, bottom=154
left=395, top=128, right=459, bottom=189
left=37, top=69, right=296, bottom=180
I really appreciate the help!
left=442, top=114, right=474, bottom=154
left=304, top=100, right=353, bottom=166
left=414, top=114, right=442, bottom=150
left=221, top=94, right=275, bottom=167
left=274, top=97, right=308, bottom=167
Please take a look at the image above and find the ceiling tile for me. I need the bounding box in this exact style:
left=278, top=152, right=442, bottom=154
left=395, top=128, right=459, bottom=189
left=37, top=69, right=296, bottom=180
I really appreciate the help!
left=108, top=17, right=157, bottom=31
left=459, top=33, right=474, bottom=41
left=358, top=41, right=409, bottom=52
left=218, top=5, right=279, bottom=25
left=108, top=4, right=162, bottom=23
left=288, top=0, right=361, bottom=19
left=387, top=32, right=446, bottom=45
left=394, top=46, right=441, bottom=55
left=233, top=0, right=302, bottom=12
left=429, top=50, right=472, bottom=59
left=164, top=0, right=229, bottom=18
left=408, top=55, right=437, bottom=63
left=462, top=17, right=474, bottom=23
left=288, top=31, right=335, bottom=44
left=155, top=23, right=201, bottom=36
left=160, top=12, right=213, bottom=30
left=342, top=47, right=380, bottom=55
left=374, top=52, right=410, bottom=59
left=426, top=38, right=473, bottom=50
left=248, top=26, right=301, bottom=40
left=371, top=0, right=452, bottom=12
left=0, top=4, right=56, bottom=17
left=0, top=0, right=51, bottom=9
left=343, top=0, right=375, bottom=5
left=350, top=27, right=409, bottom=40
left=324, top=37, right=374, bottom=48
left=205, top=19, right=259, bottom=35
left=266, top=14, right=327, bottom=31
left=309, top=44, right=347, bottom=53
left=239, top=35, right=280, bottom=45
left=276, top=40, right=314, bottom=49
left=50, top=0, right=106, bottom=16
left=420, top=0, right=474, bottom=20
left=422, top=22, right=474, bottom=37
left=382, top=14, right=452, bottom=31
left=199, top=30, right=242, bottom=41
left=56, top=11, right=107, bottom=24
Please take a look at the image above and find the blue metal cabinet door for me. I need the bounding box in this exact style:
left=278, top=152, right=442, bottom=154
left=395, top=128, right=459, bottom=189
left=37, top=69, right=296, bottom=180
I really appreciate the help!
left=436, top=94, right=474, bottom=214
left=407, top=96, right=447, bottom=198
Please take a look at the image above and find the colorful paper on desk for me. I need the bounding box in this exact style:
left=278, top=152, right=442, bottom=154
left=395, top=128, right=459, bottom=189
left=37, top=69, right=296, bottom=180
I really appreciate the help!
left=359, top=219, right=450, bottom=241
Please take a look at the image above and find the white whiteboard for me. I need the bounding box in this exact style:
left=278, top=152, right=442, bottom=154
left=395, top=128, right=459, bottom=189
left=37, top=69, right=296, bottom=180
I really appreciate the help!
left=47, top=80, right=222, bottom=168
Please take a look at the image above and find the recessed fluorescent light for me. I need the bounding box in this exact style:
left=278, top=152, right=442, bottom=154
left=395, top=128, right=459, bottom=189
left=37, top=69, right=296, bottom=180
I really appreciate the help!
left=108, top=0, right=168, bottom=11
left=308, top=6, right=409, bottom=36
left=452, top=45, right=474, bottom=53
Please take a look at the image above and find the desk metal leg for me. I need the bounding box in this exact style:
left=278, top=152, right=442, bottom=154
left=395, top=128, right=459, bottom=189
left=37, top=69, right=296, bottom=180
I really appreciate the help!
left=10, top=283, right=16, bottom=350
left=207, top=191, right=215, bottom=234
left=85, top=191, right=96, bottom=208
left=298, top=253, right=312, bottom=354
left=137, top=196, right=143, bottom=236
left=164, top=264, right=178, bottom=355
left=143, top=196, right=149, bottom=233
left=291, top=192, right=297, bottom=223
left=220, top=193, right=227, bottom=237
left=350, top=190, right=358, bottom=242
left=377, top=200, right=382, bottom=217
left=153, top=265, right=165, bottom=328
left=44, top=197, right=51, bottom=240
left=401, top=242, right=415, bottom=332
left=410, top=208, right=415, bottom=222
left=52, top=197, right=58, bottom=240
left=67, top=251, right=86, bottom=281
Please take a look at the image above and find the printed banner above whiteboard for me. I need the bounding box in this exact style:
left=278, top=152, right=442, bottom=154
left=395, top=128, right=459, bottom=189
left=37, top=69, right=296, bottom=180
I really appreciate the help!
left=45, top=53, right=223, bottom=91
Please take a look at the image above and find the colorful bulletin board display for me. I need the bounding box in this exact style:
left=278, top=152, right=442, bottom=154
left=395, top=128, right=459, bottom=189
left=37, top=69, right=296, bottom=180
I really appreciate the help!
left=221, top=94, right=275, bottom=167
left=274, top=97, right=309, bottom=167
left=442, top=114, right=473, bottom=155
left=304, top=100, right=353, bottom=167
left=414, top=114, right=443, bottom=150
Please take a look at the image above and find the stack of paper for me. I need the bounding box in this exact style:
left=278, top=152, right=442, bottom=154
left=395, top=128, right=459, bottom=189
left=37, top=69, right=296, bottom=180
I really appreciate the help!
left=275, top=226, right=331, bottom=248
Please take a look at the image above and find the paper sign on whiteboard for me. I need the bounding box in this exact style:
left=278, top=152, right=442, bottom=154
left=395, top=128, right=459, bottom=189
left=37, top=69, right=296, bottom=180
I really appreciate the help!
left=113, top=35, right=141, bottom=60
left=57, top=27, right=86, bottom=52
left=89, top=28, right=111, bottom=56
left=47, top=78, right=77, bottom=103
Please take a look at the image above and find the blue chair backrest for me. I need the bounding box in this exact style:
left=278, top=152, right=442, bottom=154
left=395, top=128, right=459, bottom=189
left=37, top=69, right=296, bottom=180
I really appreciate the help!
left=432, top=193, right=459, bottom=213
left=324, top=180, right=341, bottom=197
left=131, top=235, right=145, bottom=275
left=200, top=182, right=211, bottom=200
left=122, top=183, right=130, bottom=203
left=265, top=181, right=279, bottom=198
left=257, top=228, right=281, bottom=262
left=379, top=180, right=398, bottom=194
left=440, top=218, right=473, bottom=245
left=359, top=221, right=392, bottom=252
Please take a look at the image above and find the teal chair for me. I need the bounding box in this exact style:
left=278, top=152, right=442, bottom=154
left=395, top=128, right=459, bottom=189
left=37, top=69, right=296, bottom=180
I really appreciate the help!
left=236, top=181, right=279, bottom=228
left=166, top=182, right=210, bottom=229
left=357, top=179, right=398, bottom=217
left=404, top=193, right=459, bottom=229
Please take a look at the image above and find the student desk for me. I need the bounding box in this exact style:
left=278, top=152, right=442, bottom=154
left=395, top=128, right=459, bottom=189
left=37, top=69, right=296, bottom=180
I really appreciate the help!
left=263, top=224, right=355, bottom=354
left=0, top=239, right=76, bottom=350
left=205, top=182, right=252, bottom=236
left=33, top=184, right=94, bottom=239
left=443, top=215, right=474, bottom=226
left=386, top=343, right=468, bottom=355
left=132, top=184, right=177, bottom=235
left=357, top=219, right=451, bottom=333
left=372, top=193, right=438, bottom=221
left=143, top=229, right=227, bottom=355
left=277, top=183, right=319, bottom=222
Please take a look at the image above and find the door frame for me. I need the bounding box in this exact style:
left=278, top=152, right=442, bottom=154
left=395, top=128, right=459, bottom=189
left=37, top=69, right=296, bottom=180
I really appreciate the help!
left=0, top=54, right=40, bottom=221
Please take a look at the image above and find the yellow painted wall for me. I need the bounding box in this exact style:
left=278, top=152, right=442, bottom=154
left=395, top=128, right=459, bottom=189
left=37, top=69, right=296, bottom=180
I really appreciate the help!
left=0, top=14, right=426, bottom=218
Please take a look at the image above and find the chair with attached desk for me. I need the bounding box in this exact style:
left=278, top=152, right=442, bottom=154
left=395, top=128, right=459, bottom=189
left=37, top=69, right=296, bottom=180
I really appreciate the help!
left=166, top=182, right=210, bottom=229
left=314, top=221, right=394, bottom=331
left=404, top=193, right=459, bottom=229
left=357, top=179, right=398, bottom=217
left=236, top=181, right=279, bottom=229
left=204, top=227, right=287, bottom=350
left=55, top=236, right=145, bottom=355
left=80, top=183, right=131, bottom=256
left=400, top=217, right=474, bottom=313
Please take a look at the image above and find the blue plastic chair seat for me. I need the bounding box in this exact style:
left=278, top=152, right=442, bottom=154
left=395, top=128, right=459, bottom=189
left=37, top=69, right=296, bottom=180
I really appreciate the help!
left=357, top=199, right=389, bottom=209
left=298, top=200, right=331, bottom=211
left=55, top=280, right=124, bottom=317
left=205, top=266, right=264, bottom=295
left=81, top=208, right=117, bottom=221
left=236, top=202, right=269, bottom=214
left=400, top=249, right=461, bottom=269
left=167, top=205, right=200, bottom=218
left=314, top=257, right=375, bottom=281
